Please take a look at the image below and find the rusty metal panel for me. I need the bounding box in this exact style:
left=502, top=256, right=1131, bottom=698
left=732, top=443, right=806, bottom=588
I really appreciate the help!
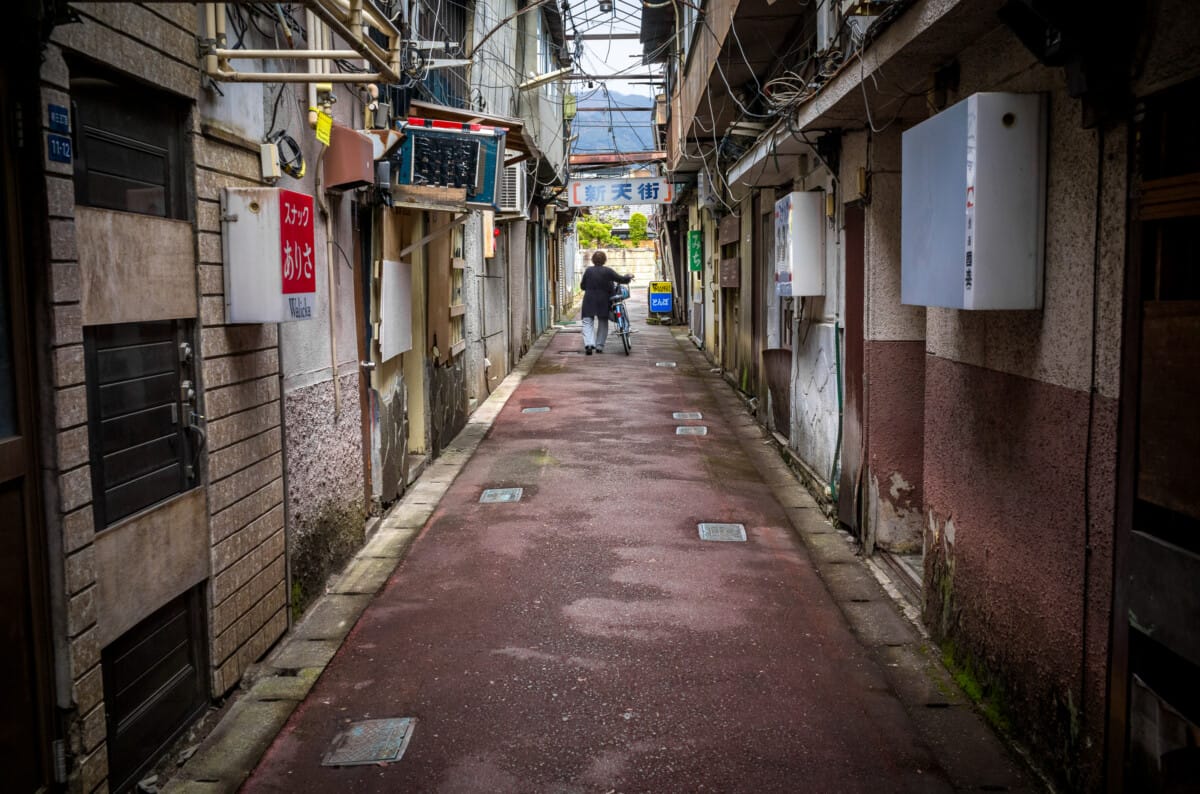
left=718, top=213, right=740, bottom=246
left=763, top=348, right=791, bottom=434
left=1138, top=301, right=1200, bottom=520
left=719, top=257, right=740, bottom=289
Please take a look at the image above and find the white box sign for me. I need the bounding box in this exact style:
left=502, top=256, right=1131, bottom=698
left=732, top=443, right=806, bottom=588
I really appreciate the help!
left=222, top=187, right=318, bottom=323
left=774, top=190, right=825, bottom=297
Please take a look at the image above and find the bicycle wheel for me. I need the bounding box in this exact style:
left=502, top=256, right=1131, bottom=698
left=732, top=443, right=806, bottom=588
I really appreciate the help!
left=621, top=328, right=631, bottom=355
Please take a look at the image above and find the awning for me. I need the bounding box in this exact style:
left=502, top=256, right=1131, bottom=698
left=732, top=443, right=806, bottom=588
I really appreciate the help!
left=408, top=100, right=542, bottom=166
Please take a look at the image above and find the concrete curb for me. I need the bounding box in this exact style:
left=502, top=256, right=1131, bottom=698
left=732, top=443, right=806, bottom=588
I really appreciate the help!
left=665, top=328, right=1042, bottom=793
left=162, top=329, right=560, bottom=794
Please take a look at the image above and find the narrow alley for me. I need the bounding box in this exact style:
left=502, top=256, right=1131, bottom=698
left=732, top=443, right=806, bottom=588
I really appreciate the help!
left=218, top=296, right=1033, bottom=792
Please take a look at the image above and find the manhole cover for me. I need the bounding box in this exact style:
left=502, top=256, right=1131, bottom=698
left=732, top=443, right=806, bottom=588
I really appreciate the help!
left=322, top=718, right=415, bottom=767
left=522, top=407, right=551, bottom=413
left=676, top=426, right=708, bottom=435
left=656, top=362, right=677, bottom=368
left=480, top=487, right=524, bottom=503
left=698, top=523, right=747, bottom=542
left=673, top=412, right=703, bottom=420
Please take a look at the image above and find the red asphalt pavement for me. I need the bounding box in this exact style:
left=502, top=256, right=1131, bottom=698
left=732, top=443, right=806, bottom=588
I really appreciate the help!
left=243, top=298, right=956, bottom=792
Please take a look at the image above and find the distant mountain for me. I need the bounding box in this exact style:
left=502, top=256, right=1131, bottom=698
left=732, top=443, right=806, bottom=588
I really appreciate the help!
left=571, top=88, right=657, bottom=154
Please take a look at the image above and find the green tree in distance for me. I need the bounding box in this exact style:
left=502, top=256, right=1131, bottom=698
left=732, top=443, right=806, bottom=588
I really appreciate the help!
left=629, top=212, right=648, bottom=244
left=575, top=216, right=625, bottom=248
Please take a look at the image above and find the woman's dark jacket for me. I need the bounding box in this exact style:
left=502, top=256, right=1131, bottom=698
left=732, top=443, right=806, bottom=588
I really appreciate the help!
left=580, top=265, right=633, bottom=318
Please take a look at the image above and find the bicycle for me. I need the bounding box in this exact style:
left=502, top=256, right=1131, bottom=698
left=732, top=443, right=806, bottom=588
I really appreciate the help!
left=609, top=280, right=633, bottom=355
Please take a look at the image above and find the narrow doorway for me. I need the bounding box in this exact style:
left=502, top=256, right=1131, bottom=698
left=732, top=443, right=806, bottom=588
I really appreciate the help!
left=1109, top=80, right=1200, bottom=792
left=0, top=61, right=56, bottom=792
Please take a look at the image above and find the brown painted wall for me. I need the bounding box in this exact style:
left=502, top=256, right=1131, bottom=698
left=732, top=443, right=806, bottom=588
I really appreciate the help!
left=923, top=355, right=1116, bottom=789
left=863, top=340, right=924, bottom=552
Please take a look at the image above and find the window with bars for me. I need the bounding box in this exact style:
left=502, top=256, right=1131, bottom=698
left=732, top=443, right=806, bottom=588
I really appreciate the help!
left=84, top=321, right=198, bottom=528
left=70, top=65, right=188, bottom=220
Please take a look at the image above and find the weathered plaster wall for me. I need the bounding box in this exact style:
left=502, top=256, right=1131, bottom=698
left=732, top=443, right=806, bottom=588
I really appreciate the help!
left=925, top=26, right=1125, bottom=401
left=790, top=321, right=839, bottom=484
left=864, top=341, right=924, bottom=552
left=916, top=24, right=1128, bottom=790
left=840, top=128, right=926, bottom=551
left=283, top=372, right=365, bottom=611
left=923, top=357, right=1117, bottom=789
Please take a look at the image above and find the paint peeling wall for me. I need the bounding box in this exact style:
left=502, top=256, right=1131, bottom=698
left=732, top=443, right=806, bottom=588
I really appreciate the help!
left=916, top=23, right=1129, bottom=790
left=840, top=128, right=926, bottom=552
left=789, top=321, right=839, bottom=484
left=282, top=373, right=365, bottom=611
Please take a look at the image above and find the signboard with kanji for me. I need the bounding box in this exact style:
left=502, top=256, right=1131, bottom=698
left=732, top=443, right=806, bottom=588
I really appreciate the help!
left=222, top=187, right=318, bottom=324
left=567, top=177, right=673, bottom=207
left=688, top=230, right=703, bottom=272
left=649, top=281, right=673, bottom=313
left=279, top=190, right=316, bottom=320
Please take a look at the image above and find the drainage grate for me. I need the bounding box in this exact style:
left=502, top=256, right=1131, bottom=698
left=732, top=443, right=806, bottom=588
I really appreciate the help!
left=656, top=362, right=677, bottom=368
left=673, top=412, right=703, bottom=420
left=322, top=718, right=416, bottom=767
left=480, top=487, right=524, bottom=503
left=521, top=407, right=551, bottom=414
left=698, top=523, right=747, bottom=542
left=676, top=426, right=708, bottom=436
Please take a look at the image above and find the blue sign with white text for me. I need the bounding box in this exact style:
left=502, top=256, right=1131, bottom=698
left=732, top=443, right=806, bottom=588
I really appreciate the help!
left=48, top=104, right=70, bottom=132
left=47, top=134, right=72, bottom=164
left=648, top=281, right=673, bottom=314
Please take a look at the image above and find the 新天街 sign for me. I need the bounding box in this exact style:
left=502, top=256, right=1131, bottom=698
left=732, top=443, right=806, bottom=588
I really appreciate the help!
left=568, top=177, right=673, bottom=207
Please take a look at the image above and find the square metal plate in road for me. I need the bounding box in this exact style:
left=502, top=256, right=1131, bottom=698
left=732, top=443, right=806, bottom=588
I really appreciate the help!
left=322, top=718, right=415, bottom=766
left=521, top=407, right=551, bottom=413
left=673, top=412, right=703, bottom=420
left=480, top=487, right=524, bottom=503
left=676, top=426, right=708, bottom=436
left=698, top=523, right=748, bottom=542
left=656, top=362, right=677, bottom=368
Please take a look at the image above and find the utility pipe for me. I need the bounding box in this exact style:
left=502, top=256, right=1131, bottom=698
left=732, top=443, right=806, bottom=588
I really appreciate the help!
left=204, top=4, right=218, bottom=75
left=214, top=70, right=384, bottom=83
left=215, top=48, right=362, bottom=59
left=215, top=3, right=229, bottom=71
left=316, top=153, right=341, bottom=417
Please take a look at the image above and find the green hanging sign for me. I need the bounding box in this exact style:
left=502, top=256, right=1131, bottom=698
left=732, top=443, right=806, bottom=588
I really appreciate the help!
left=688, top=229, right=703, bottom=272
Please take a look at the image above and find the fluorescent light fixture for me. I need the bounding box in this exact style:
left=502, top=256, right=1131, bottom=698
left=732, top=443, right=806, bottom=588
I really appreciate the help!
left=519, top=66, right=572, bottom=90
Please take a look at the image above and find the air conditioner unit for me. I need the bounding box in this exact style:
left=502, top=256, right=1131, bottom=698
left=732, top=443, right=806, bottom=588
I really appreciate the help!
left=498, top=161, right=527, bottom=216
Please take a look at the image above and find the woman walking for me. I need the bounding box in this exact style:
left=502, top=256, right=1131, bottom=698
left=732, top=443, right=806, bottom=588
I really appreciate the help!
left=579, top=250, right=633, bottom=355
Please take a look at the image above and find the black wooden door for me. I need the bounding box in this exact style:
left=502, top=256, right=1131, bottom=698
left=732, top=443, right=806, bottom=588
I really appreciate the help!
left=1110, top=82, right=1200, bottom=792
left=0, top=60, right=55, bottom=792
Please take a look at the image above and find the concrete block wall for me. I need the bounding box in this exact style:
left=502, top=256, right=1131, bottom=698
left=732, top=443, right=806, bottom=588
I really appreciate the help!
left=194, top=127, right=288, bottom=695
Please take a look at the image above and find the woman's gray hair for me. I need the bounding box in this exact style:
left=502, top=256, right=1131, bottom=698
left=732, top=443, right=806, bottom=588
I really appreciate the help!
left=591, top=250, right=607, bottom=266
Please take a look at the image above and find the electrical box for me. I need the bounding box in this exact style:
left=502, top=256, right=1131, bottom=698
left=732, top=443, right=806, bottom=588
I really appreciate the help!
left=774, top=190, right=825, bottom=297
left=324, top=124, right=374, bottom=191
left=901, top=92, right=1046, bottom=310
left=221, top=187, right=317, bottom=324
left=392, top=118, right=507, bottom=210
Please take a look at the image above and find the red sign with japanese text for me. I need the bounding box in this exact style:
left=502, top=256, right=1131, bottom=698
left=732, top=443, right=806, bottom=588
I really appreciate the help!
left=279, top=190, right=315, bottom=295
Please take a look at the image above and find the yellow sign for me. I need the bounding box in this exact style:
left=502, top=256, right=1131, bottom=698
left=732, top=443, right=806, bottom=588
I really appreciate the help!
left=313, top=109, right=333, bottom=147
left=648, top=281, right=673, bottom=313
